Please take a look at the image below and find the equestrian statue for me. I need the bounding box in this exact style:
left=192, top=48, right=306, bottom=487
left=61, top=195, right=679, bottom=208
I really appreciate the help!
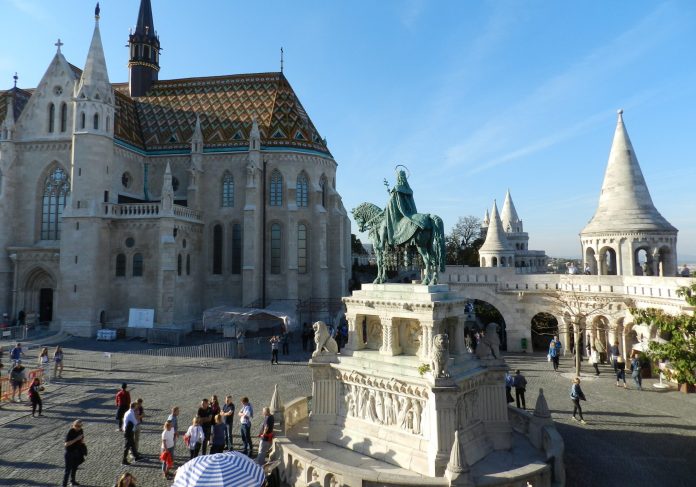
left=352, top=168, right=445, bottom=285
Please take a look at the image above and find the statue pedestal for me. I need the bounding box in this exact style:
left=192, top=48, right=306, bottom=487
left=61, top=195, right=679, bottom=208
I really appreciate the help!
left=308, top=283, right=511, bottom=478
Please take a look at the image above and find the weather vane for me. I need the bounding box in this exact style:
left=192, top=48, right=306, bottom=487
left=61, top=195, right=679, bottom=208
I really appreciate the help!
left=280, top=47, right=284, bottom=73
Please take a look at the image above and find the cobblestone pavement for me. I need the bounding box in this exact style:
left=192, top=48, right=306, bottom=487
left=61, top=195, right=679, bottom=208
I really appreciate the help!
left=1, top=340, right=695, bottom=486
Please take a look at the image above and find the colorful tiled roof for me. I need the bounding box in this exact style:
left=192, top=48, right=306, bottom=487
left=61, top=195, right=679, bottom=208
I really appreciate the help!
left=116, top=72, right=330, bottom=155
left=0, top=87, right=33, bottom=126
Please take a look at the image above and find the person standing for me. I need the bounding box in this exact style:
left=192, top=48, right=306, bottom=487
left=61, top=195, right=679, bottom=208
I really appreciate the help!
left=548, top=337, right=561, bottom=372
left=210, top=414, right=226, bottom=454
left=185, top=416, right=205, bottom=459
left=122, top=402, right=142, bottom=465
left=631, top=354, right=643, bottom=390
left=270, top=336, right=280, bottom=364
left=160, top=420, right=175, bottom=479
left=197, top=398, right=213, bottom=455
left=222, top=396, right=235, bottom=450
left=167, top=406, right=180, bottom=453
left=255, top=407, right=275, bottom=465
left=9, top=361, right=26, bottom=403
left=616, top=356, right=627, bottom=388
left=236, top=330, right=247, bottom=358
left=133, top=398, right=144, bottom=451
left=238, top=397, right=254, bottom=456
left=590, top=347, right=600, bottom=376
left=10, top=342, right=24, bottom=366
left=513, top=370, right=527, bottom=409
left=116, top=472, right=137, bottom=487
left=38, top=347, right=50, bottom=384
left=63, top=420, right=86, bottom=487
left=609, top=341, right=620, bottom=372
left=505, top=372, right=514, bottom=404
left=570, top=377, right=587, bottom=424
left=28, top=377, right=43, bottom=417
left=115, top=383, right=131, bottom=431
left=53, top=346, right=64, bottom=379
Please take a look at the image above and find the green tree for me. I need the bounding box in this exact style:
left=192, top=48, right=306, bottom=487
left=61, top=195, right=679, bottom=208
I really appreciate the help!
left=631, top=284, right=696, bottom=386
left=445, top=216, right=482, bottom=266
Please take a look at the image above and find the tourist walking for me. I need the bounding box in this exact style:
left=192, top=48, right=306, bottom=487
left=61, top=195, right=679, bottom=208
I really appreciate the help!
left=133, top=398, right=145, bottom=451
left=38, top=347, right=50, bottom=384
left=115, top=383, right=131, bottom=431
left=10, top=342, right=24, bottom=366
left=548, top=337, right=561, bottom=371
left=63, top=420, right=86, bottom=487
left=160, top=420, right=175, bottom=479
left=255, top=407, right=275, bottom=465
left=513, top=370, right=527, bottom=409
left=9, top=361, right=26, bottom=403
left=222, top=395, right=235, bottom=450
left=53, top=346, right=64, bottom=379
left=270, top=336, right=280, bottom=364
left=122, top=402, right=142, bottom=465
left=505, top=372, right=514, bottom=404
left=589, top=347, right=600, bottom=376
left=185, top=416, right=205, bottom=459
left=197, top=398, right=213, bottom=455
left=239, top=396, right=254, bottom=456
left=167, top=406, right=180, bottom=452
left=609, top=341, right=620, bottom=372
left=616, top=356, right=627, bottom=388
left=210, top=414, right=227, bottom=453
left=631, top=354, right=643, bottom=390
left=115, top=472, right=136, bottom=487
left=28, top=377, right=43, bottom=417
left=570, top=377, right=587, bottom=424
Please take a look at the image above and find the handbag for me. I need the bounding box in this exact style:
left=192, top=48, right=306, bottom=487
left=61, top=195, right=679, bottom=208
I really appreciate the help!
left=547, top=353, right=551, bottom=362
left=184, top=433, right=191, bottom=447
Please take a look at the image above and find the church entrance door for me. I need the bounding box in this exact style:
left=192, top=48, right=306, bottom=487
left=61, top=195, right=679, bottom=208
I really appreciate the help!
left=39, top=288, right=54, bottom=323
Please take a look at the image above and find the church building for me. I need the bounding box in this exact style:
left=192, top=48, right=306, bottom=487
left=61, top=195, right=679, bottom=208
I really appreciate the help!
left=0, top=1, right=351, bottom=336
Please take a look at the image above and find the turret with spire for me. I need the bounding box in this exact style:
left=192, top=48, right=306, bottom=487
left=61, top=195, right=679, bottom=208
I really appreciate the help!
left=500, top=189, right=522, bottom=234
left=581, top=110, right=677, bottom=276
left=479, top=200, right=515, bottom=267
left=128, top=0, right=160, bottom=97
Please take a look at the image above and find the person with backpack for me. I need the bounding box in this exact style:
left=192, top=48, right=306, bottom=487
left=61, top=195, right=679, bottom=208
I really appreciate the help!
left=548, top=337, right=562, bottom=371
left=570, top=377, right=587, bottom=424
left=184, top=416, right=205, bottom=459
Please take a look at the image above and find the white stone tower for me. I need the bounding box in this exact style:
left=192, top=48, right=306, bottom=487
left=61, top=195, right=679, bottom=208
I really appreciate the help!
left=581, top=110, right=677, bottom=276
left=500, top=189, right=528, bottom=251
left=478, top=201, right=514, bottom=267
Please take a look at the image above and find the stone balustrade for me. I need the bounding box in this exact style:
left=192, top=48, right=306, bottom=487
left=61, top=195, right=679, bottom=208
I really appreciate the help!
left=101, top=203, right=202, bottom=222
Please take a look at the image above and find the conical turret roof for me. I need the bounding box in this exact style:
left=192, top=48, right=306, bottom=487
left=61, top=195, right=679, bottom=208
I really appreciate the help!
left=77, top=16, right=111, bottom=98
left=479, top=201, right=513, bottom=252
left=500, top=189, right=520, bottom=232
left=582, top=111, right=676, bottom=234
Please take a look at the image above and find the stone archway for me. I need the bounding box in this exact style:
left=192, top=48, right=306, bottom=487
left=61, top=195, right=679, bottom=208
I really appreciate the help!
left=530, top=312, right=558, bottom=352
left=598, top=246, right=617, bottom=275
left=21, top=267, right=57, bottom=323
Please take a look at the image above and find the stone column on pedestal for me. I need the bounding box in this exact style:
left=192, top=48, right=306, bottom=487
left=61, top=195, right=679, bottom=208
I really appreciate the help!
left=344, top=315, right=363, bottom=353
left=453, top=317, right=466, bottom=356
left=380, top=316, right=400, bottom=356
left=426, top=385, right=459, bottom=477
left=308, top=362, right=338, bottom=442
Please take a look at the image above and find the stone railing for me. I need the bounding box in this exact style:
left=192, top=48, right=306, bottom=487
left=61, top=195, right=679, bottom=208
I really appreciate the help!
left=173, top=205, right=202, bottom=221
left=284, top=395, right=311, bottom=431
left=102, top=203, right=202, bottom=223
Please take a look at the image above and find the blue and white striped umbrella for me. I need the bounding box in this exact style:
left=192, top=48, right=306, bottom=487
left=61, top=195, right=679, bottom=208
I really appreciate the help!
left=173, top=452, right=265, bottom=487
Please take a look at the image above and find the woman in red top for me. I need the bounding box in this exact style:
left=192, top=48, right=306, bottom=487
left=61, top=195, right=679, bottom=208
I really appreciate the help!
left=116, top=383, right=131, bottom=430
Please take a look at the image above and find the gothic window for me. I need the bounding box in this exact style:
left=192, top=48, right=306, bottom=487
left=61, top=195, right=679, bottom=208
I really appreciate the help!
left=177, top=254, right=182, bottom=276
left=269, top=170, right=283, bottom=207
left=298, top=223, right=308, bottom=274
left=270, top=223, right=281, bottom=274
left=186, top=254, right=191, bottom=275
left=221, top=172, right=234, bottom=207
left=80, top=112, right=86, bottom=129
left=132, top=253, right=144, bottom=277
left=60, top=103, right=67, bottom=132
left=41, top=167, right=70, bottom=240
left=93, top=113, right=99, bottom=130
left=320, top=175, right=328, bottom=208
left=48, top=104, right=55, bottom=133
left=231, top=223, right=242, bottom=274
left=115, top=254, right=126, bottom=277
left=172, top=177, right=180, bottom=192
left=296, top=173, right=308, bottom=207
left=212, top=224, right=223, bottom=275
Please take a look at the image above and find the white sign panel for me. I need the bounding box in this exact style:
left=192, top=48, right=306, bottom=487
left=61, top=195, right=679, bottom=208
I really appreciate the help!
left=128, top=308, right=155, bottom=328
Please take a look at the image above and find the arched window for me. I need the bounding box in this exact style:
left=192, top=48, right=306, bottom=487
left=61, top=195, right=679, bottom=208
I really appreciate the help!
left=212, top=224, right=223, bottom=274
left=221, top=172, right=234, bottom=207
left=298, top=223, right=308, bottom=274
left=115, top=254, right=126, bottom=277
left=231, top=223, right=242, bottom=274
left=93, top=113, right=99, bottom=130
left=296, top=173, right=308, bottom=207
left=80, top=112, right=86, bottom=129
left=177, top=254, right=182, bottom=276
left=186, top=254, right=191, bottom=275
left=48, top=104, right=55, bottom=133
left=320, top=175, right=328, bottom=208
left=270, top=223, right=281, bottom=274
left=41, top=167, right=70, bottom=240
left=269, top=170, right=283, bottom=206
left=60, top=103, right=67, bottom=132
left=132, top=253, right=144, bottom=277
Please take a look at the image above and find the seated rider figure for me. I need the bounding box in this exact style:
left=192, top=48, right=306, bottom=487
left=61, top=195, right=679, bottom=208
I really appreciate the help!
left=382, top=169, right=429, bottom=247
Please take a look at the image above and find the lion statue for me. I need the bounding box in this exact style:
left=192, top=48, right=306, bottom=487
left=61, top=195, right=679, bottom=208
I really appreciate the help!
left=431, top=333, right=450, bottom=378
left=312, top=321, right=339, bottom=357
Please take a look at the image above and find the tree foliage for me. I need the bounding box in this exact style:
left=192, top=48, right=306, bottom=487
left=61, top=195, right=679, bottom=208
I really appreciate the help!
left=631, top=284, right=696, bottom=385
left=445, top=216, right=483, bottom=266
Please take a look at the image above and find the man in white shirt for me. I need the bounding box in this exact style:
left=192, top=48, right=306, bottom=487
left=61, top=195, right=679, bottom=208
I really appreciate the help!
left=238, top=397, right=253, bottom=456
left=122, top=402, right=142, bottom=465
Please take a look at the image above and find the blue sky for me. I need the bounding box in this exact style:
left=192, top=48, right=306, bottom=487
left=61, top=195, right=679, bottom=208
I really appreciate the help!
left=2, top=0, right=695, bottom=258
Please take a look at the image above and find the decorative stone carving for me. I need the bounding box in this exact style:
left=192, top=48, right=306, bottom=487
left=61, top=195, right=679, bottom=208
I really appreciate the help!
left=431, top=333, right=450, bottom=378
left=312, top=320, right=338, bottom=358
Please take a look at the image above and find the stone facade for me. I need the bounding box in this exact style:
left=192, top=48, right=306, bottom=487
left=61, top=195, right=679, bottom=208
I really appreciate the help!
left=0, top=3, right=351, bottom=336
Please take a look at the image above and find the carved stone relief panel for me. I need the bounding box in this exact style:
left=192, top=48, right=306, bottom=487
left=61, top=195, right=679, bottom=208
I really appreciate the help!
left=398, top=318, right=422, bottom=355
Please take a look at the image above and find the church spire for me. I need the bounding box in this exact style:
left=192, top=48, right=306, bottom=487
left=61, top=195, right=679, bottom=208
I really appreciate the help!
left=249, top=117, right=261, bottom=151
left=191, top=114, right=203, bottom=154
left=128, top=0, right=160, bottom=97
left=500, top=189, right=521, bottom=233
left=77, top=6, right=111, bottom=100
left=479, top=200, right=513, bottom=253
left=582, top=110, right=676, bottom=234
left=1, top=93, right=15, bottom=141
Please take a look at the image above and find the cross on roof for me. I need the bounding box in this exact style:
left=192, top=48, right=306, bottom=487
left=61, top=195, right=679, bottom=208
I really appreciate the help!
left=13, top=72, right=18, bottom=88
left=55, top=39, right=64, bottom=53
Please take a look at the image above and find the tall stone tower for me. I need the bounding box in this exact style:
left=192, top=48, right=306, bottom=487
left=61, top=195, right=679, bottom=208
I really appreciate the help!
left=478, top=200, right=514, bottom=268
left=581, top=110, right=677, bottom=276
left=128, top=0, right=160, bottom=97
